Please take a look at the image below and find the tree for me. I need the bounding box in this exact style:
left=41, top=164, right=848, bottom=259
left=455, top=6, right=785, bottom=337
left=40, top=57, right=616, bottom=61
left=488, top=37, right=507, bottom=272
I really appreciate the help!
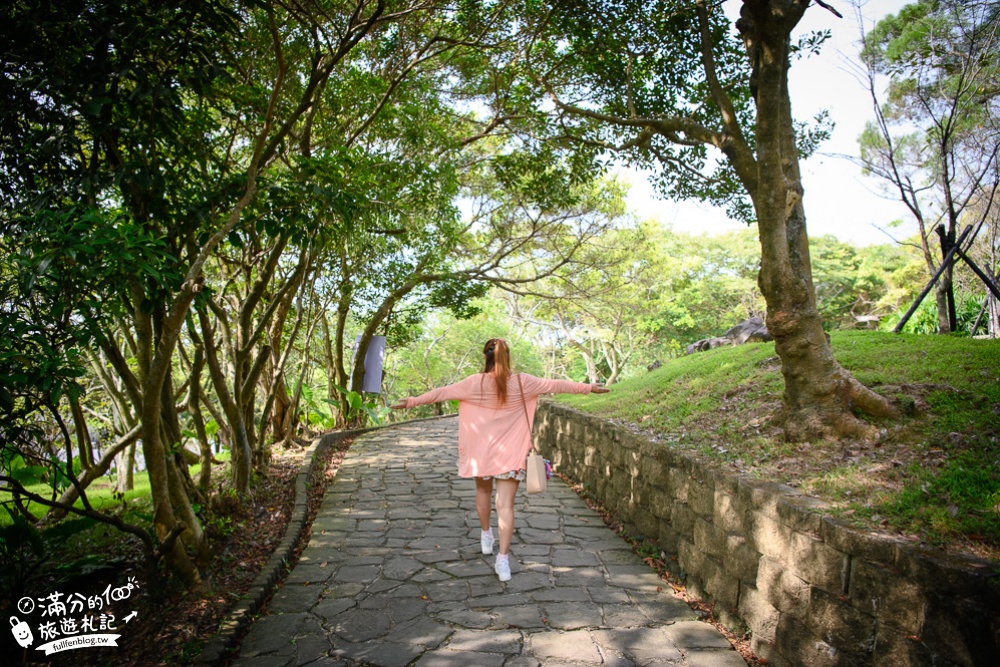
left=528, top=0, right=895, bottom=439
left=856, top=0, right=1000, bottom=333
left=1, top=0, right=515, bottom=584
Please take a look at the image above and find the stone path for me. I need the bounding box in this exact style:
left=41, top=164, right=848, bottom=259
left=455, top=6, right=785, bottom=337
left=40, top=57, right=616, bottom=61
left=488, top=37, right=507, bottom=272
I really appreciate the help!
left=232, top=417, right=746, bottom=667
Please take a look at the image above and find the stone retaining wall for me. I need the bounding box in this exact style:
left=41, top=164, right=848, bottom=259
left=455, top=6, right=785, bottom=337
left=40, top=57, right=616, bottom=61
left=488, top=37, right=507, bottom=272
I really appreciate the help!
left=533, top=401, right=1000, bottom=667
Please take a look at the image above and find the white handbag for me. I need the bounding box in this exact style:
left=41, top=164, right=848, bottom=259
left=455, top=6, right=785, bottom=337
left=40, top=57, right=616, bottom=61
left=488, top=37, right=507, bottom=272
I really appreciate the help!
left=517, top=375, right=547, bottom=495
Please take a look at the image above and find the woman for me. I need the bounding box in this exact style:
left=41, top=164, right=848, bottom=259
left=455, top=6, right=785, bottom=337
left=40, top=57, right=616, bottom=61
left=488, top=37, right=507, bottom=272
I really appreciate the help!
left=390, top=338, right=609, bottom=582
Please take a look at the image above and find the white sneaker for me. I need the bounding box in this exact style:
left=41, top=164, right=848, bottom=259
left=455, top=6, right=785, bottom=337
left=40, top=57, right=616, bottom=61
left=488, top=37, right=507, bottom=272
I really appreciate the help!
left=481, top=530, right=494, bottom=555
left=495, top=557, right=511, bottom=582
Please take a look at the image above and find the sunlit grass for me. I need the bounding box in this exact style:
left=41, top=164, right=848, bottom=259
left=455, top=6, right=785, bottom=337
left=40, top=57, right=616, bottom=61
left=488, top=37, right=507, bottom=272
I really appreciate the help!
left=1, top=449, right=233, bottom=527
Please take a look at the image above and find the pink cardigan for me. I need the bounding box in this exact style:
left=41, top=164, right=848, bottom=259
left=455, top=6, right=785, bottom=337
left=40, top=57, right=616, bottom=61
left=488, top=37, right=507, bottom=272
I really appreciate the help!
left=404, top=373, right=592, bottom=478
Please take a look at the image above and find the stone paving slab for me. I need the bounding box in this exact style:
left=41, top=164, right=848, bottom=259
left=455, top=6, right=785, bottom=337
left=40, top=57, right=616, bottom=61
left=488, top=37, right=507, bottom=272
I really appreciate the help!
left=232, top=418, right=745, bottom=666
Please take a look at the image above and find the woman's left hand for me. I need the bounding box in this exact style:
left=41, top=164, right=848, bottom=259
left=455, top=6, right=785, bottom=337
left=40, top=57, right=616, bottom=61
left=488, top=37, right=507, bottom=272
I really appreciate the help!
left=591, top=384, right=610, bottom=394
left=390, top=401, right=409, bottom=409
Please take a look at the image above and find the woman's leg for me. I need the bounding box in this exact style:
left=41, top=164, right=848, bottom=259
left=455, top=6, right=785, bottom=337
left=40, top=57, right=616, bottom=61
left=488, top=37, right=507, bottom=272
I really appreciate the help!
left=474, top=477, right=493, bottom=531
left=494, top=478, right=520, bottom=555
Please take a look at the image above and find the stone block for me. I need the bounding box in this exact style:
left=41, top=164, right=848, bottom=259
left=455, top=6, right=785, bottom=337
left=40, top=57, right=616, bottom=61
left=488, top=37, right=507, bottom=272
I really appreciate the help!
left=787, top=531, right=847, bottom=594
left=633, top=506, right=659, bottom=540
left=647, top=487, right=673, bottom=520
left=668, top=467, right=690, bottom=502
left=649, top=442, right=681, bottom=468
left=920, top=593, right=1000, bottom=667
left=694, top=517, right=725, bottom=559
left=737, top=477, right=782, bottom=518
left=606, top=440, right=626, bottom=468
left=819, top=517, right=899, bottom=565
left=895, top=545, right=1000, bottom=604
left=713, top=490, right=744, bottom=535
left=688, top=477, right=716, bottom=518
left=749, top=511, right=793, bottom=563
left=637, top=440, right=660, bottom=467
left=707, top=467, right=739, bottom=495
left=848, top=560, right=924, bottom=634
left=806, top=586, right=877, bottom=657
left=776, top=495, right=827, bottom=534
left=671, top=502, right=697, bottom=539
left=749, top=635, right=787, bottom=667
left=738, top=583, right=780, bottom=642
left=638, top=456, right=665, bottom=487
left=685, top=572, right=709, bottom=601
left=620, top=431, right=644, bottom=453
left=657, top=518, right=679, bottom=556
left=775, top=613, right=849, bottom=667
left=722, top=534, right=760, bottom=584
left=871, top=627, right=936, bottom=667
left=614, top=494, right=634, bottom=521
left=757, top=556, right=810, bottom=617
left=702, top=556, right=739, bottom=610
left=678, top=537, right=706, bottom=580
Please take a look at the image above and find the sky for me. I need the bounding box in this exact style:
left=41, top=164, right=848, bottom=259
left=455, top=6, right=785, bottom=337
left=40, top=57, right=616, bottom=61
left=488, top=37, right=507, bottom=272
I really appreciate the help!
left=622, top=0, right=914, bottom=246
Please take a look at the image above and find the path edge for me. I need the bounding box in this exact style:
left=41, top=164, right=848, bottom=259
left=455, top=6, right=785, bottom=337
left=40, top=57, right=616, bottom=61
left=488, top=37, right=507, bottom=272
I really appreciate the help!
left=195, top=414, right=457, bottom=666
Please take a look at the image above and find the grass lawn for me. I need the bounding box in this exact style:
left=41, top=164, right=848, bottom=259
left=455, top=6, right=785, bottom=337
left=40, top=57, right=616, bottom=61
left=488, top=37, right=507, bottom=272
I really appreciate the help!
left=2, top=452, right=231, bottom=527
left=558, top=330, right=1000, bottom=560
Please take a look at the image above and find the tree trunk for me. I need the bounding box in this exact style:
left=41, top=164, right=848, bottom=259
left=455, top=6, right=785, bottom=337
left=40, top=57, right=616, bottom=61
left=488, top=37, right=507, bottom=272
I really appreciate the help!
left=186, top=343, right=214, bottom=493
left=570, top=339, right=599, bottom=384
left=935, top=283, right=952, bottom=333
left=990, top=293, right=999, bottom=337
left=322, top=314, right=336, bottom=404
left=68, top=393, right=94, bottom=471
left=197, top=306, right=252, bottom=493
left=738, top=1, right=897, bottom=440
left=123, top=442, right=136, bottom=492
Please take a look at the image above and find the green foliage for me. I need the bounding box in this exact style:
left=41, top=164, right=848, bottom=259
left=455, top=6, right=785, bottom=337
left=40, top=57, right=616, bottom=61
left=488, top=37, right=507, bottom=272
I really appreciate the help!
left=327, top=384, right=390, bottom=427
left=884, top=288, right=993, bottom=336
left=807, top=235, right=922, bottom=330
left=884, top=296, right=940, bottom=334
left=536, top=0, right=759, bottom=222
left=300, top=386, right=339, bottom=431
left=0, top=207, right=173, bottom=438
left=0, top=505, right=105, bottom=602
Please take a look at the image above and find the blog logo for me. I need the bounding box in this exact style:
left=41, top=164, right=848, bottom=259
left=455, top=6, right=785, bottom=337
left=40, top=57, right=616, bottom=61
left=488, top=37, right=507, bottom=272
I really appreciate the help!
left=10, top=616, right=34, bottom=648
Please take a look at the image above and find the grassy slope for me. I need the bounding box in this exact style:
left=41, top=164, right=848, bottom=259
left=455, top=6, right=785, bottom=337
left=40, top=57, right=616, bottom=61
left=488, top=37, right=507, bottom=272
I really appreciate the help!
left=559, top=331, right=1000, bottom=559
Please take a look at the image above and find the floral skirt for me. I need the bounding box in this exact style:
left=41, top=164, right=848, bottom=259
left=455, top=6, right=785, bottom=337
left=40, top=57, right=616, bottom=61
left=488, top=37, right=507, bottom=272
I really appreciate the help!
left=480, top=468, right=526, bottom=481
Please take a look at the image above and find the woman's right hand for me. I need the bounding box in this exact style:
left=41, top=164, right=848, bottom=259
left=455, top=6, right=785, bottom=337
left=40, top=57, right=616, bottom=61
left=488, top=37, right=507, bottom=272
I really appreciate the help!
left=591, top=385, right=609, bottom=394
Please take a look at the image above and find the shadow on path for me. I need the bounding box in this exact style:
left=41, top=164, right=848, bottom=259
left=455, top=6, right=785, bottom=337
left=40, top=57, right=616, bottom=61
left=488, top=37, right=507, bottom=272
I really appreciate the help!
left=232, top=417, right=745, bottom=667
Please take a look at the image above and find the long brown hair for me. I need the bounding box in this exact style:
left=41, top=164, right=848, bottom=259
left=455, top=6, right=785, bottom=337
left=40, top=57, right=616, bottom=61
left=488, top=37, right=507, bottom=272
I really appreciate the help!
left=482, top=338, right=512, bottom=404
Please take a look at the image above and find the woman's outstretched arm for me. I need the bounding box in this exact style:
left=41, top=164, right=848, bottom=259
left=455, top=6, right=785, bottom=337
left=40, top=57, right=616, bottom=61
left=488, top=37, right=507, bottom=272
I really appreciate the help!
left=520, top=374, right=610, bottom=397
left=390, top=375, right=477, bottom=409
